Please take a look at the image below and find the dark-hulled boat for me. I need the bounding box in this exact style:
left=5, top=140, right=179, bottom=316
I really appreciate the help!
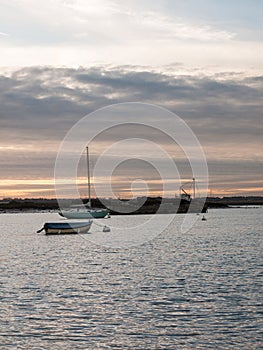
left=37, top=220, right=92, bottom=235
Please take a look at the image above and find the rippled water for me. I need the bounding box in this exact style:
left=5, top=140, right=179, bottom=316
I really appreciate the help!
left=0, top=209, right=262, bottom=349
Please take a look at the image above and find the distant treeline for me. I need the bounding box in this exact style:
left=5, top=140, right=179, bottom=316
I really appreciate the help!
left=205, top=196, right=263, bottom=207
left=0, top=196, right=262, bottom=212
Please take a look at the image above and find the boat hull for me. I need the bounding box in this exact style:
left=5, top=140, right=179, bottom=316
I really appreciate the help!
left=59, top=209, right=109, bottom=219
left=43, top=221, right=92, bottom=235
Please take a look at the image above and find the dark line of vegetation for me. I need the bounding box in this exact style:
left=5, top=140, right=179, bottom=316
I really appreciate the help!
left=0, top=196, right=262, bottom=213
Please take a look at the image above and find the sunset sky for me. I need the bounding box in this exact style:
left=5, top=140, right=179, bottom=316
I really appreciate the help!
left=0, top=0, right=263, bottom=198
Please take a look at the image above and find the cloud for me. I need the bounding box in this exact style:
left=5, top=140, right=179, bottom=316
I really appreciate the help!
left=1, top=0, right=235, bottom=45
left=1, top=65, right=262, bottom=142
left=0, top=65, right=262, bottom=197
left=1, top=0, right=262, bottom=69
left=0, top=1, right=262, bottom=197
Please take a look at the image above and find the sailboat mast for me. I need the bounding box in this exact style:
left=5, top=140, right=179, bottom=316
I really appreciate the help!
left=193, top=178, right=195, bottom=199
left=86, top=146, right=91, bottom=207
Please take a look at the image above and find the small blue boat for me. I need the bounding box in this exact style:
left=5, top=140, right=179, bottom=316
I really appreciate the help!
left=37, top=220, right=92, bottom=235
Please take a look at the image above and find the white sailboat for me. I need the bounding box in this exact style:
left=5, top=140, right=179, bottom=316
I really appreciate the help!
left=59, top=146, right=109, bottom=219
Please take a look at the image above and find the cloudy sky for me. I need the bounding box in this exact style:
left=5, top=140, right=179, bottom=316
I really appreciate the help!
left=0, top=0, right=262, bottom=198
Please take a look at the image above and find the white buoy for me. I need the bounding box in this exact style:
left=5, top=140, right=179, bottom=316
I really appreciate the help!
left=103, top=225, right=110, bottom=232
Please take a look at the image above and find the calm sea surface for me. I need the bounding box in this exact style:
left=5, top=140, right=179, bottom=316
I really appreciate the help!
left=0, top=208, right=262, bottom=349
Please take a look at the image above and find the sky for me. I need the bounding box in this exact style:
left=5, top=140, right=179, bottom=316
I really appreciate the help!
left=0, top=0, right=263, bottom=198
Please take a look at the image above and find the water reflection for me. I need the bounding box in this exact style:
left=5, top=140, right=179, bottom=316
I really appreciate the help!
left=0, top=209, right=262, bottom=349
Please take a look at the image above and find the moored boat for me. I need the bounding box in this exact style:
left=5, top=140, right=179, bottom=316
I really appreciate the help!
left=58, top=146, right=109, bottom=219
left=58, top=205, right=109, bottom=219
left=37, top=220, right=92, bottom=235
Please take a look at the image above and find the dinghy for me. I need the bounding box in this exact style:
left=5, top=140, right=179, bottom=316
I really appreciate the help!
left=37, top=220, right=92, bottom=235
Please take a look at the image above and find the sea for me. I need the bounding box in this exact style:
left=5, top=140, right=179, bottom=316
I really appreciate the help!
left=0, top=208, right=262, bottom=349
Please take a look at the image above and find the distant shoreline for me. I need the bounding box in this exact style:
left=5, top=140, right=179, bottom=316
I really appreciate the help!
left=0, top=197, right=262, bottom=214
